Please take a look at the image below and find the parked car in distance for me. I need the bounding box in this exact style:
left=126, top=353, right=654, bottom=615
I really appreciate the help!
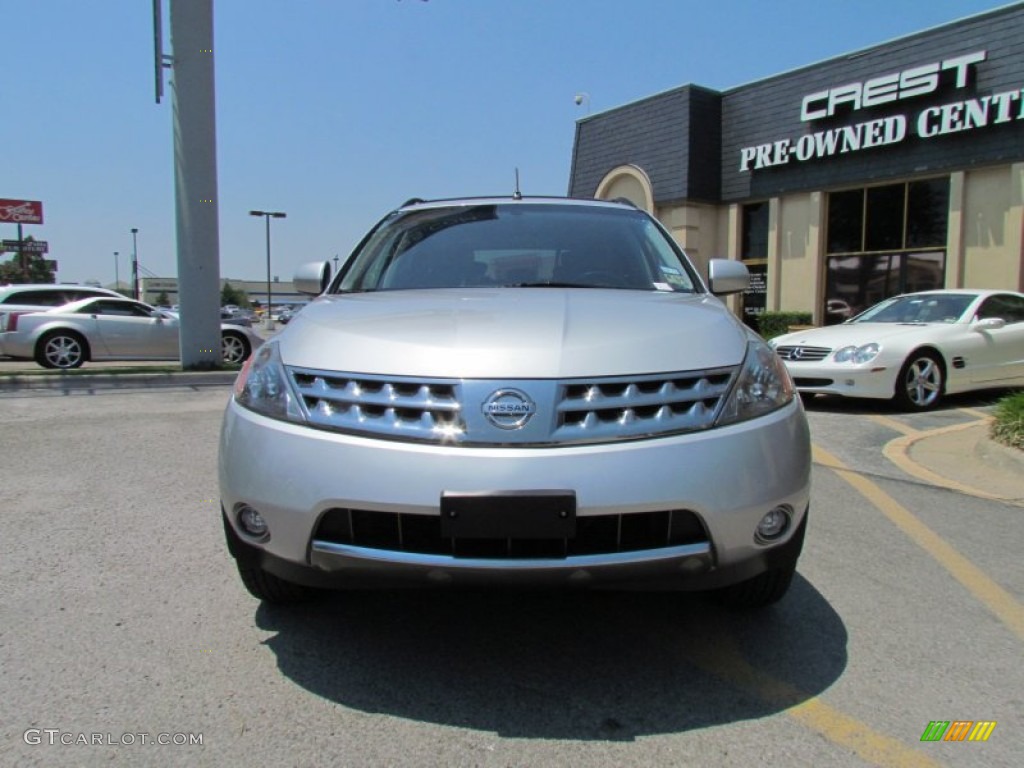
left=0, top=297, right=262, bottom=368
left=220, top=196, right=811, bottom=609
left=0, top=284, right=125, bottom=344
left=221, top=309, right=253, bottom=327
left=770, top=289, right=1024, bottom=410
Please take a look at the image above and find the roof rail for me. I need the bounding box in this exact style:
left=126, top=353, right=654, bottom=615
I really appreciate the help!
left=609, top=197, right=638, bottom=209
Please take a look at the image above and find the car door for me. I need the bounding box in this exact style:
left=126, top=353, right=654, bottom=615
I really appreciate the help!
left=89, top=301, right=178, bottom=359
left=969, top=294, right=1024, bottom=384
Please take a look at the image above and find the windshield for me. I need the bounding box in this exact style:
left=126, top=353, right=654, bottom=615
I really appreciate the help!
left=852, top=293, right=974, bottom=324
left=335, top=203, right=701, bottom=293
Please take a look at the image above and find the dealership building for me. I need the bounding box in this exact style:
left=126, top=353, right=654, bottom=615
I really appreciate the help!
left=569, top=3, right=1024, bottom=326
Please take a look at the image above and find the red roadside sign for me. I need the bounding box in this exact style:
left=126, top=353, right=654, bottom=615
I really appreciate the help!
left=0, top=199, right=44, bottom=224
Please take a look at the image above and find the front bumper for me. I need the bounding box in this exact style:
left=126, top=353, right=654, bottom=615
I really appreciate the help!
left=219, top=396, right=811, bottom=590
left=784, top=360, right=898, bottom=400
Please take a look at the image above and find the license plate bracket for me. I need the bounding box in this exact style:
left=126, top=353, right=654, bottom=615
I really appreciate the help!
left=440, top=490, right=576, bottom=539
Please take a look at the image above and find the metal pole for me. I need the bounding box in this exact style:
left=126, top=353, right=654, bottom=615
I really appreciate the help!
left=169, top=0, right=221, bottom=369
left=17, top=223, right=26, bottom=281
left=131, top=228, right=139, bottom=299
left=265, top=214, right=272, bottom=329
left=114, top=252, right=120, bottom=292
left=249, top=211, right=284, bottom=329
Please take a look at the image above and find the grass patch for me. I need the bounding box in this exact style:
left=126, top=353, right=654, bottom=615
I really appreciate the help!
left=990, top=391, right=1024, bottom=451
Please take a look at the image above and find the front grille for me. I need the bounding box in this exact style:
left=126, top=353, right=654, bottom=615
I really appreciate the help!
left=775, top=345, right=831, bottom=362
left=314, top=507, right=708, bottom=559
left=291, top=370, right=465, bottom=440
left=554, top=370, right=733, bottom=441
left=288, top=366, right=738, bottom=446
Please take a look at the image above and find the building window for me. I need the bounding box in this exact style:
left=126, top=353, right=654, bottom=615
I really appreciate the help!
left=824, top=178, right=949, bottom=324
left=740, top=202, right=769, bottom=329
left=741, top=202, right=769, bottom=260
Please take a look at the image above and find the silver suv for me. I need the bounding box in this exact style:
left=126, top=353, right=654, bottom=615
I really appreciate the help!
left=219, top=197, right=811, bottom=608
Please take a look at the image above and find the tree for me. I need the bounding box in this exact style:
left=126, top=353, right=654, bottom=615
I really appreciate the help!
left=220, top=281, right=250, bottom=308
left=154, top=290, right=171, bottom=307
left=0, top=241, right=55, bottom=283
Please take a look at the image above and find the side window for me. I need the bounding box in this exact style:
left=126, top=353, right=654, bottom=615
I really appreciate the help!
left=7, top=289, right=67, bottom=306
left=90, top=300, right=138, bottom=316
left=129, top=304, right=155, bottom=318
left=977, top=295, right=1024, bottom=324
left=66, top=289, right=108, bottom=302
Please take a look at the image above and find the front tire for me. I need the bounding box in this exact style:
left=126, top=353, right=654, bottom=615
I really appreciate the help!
left=35, top=331, right=88, bottom=369
left=894, top=351, right=944, bottom=411
left=237, top=563, right=316, bottom=604
left=221, top=332, right=250, bottom=365
left=715, top=565, right=796, bottom=610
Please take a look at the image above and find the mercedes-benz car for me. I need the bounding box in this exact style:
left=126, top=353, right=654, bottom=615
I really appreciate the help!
left=770, top=289, right=1024, bottom=410
left=219, top=197, right=811, bottom=608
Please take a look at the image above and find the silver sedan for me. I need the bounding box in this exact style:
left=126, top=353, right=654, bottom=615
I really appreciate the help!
left=0, top=297, right=261, bottom=368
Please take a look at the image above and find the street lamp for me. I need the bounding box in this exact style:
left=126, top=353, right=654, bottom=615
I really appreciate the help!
left=114, top=251, right=120, bottom=293
left=333, top=254, right=339, bottom=275
left=130, top=228, right=139, bottom=300
left=249, top=210, right=286, bottom=329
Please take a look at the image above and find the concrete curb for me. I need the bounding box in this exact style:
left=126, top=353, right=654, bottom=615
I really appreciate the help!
left=883, top=419, right=1024, bottom=506
left=0, top=371, right=239, bottom=392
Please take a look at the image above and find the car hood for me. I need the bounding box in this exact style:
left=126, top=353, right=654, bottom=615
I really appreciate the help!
left=277, top=289, right=748, bottom=378
left=773, top=321, right=958, bottom=348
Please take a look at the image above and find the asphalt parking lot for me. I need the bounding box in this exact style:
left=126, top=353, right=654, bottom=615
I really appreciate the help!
left=0, top=381, right=1021, bottom=767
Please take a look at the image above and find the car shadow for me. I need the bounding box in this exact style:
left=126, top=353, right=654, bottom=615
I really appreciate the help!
left=253, top=574, right=846, bottom=740
left=800, top=388, right=1019, bottom=415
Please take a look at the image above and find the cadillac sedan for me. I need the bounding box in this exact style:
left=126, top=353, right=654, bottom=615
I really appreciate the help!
left=0, top=297, right=261, bottom=368
left=770, top=289, right=1024, bottom=410
left=220, top=197, right=811, bottom=608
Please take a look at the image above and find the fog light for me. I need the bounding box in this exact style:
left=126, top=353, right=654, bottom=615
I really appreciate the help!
left=237, top=505, right=269, bottom=538
left=756, top=506, right=790, bottom=541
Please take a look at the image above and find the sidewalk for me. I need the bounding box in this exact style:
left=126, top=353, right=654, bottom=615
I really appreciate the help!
left=888, top=421, right=1024, bottom=504
left=0, top=359, right=238, bottom=392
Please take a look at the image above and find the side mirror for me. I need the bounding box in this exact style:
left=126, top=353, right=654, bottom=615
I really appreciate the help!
left=974, top=317, right=1006, bottom=330
left=294, top=261, right=332, bottom=295
left=707, top=259, right=750, bottom=296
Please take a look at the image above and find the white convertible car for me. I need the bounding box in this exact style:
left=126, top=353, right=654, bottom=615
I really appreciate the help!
left=770, top=289, right=1024, bottom=410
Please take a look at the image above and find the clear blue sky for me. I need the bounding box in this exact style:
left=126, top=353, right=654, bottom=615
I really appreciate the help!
left=1, top=0, right=1012, bottom=286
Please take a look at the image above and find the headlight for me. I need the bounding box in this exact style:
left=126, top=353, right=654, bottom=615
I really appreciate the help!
left=717, top=339, right=795, bottom=426
left=234, top=341, right=305, bottom=423
left=833, top=343, right=880, bottom=364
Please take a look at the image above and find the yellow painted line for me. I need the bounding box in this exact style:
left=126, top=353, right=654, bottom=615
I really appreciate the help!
left=788, top=700, right=942, bottom=768
left=959, top=407, right=993, bottom=420
left=881, top=417, right=1022, bottom=505
left=814, top=443, right=1024, bottom=642
left=685, top=634, right=942, bottom=768
left=870, top=414, right=920, bottom=437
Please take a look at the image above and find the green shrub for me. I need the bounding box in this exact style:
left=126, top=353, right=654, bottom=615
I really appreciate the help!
left=990, top=391, right=1024, bottom=451
left=757, top=311, right=814, bottom=340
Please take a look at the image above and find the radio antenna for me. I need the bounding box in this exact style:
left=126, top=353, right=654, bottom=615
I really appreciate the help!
left=513, top=168, right=522, bottom=200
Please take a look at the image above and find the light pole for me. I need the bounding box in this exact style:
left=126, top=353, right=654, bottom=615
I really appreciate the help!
left=333, top=254, right=339, bottom=275
left=249, top=210, right=286, bottom=329
left=130, top=228, right=139, bottom=300
left=114, top=251, right=120, bottom=293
